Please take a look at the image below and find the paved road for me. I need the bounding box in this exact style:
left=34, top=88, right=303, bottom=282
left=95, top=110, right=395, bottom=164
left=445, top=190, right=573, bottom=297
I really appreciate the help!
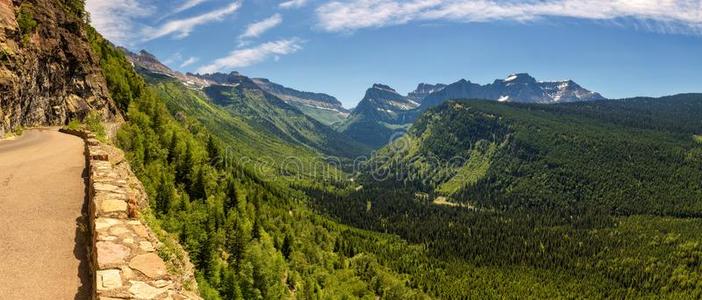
left=0, top=128, right=91, bottom=299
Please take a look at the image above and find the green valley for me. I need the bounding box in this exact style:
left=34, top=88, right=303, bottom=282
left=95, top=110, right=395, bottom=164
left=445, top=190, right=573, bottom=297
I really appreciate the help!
left=95, top=30, right=702, bottom=299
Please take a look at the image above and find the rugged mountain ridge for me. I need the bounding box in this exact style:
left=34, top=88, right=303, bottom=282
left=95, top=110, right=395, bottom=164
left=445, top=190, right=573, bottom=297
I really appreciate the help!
left=252, top=78, right=348, bottom=112
left=122, top=49, right=212, bottom=88
left=0, top=0, right=119, bottom=137
left=126, top=54, right=369, bottom=158
left=343, top=74, right=605, bottom=148
left=124, top=48, right=350, bottom=125
left=421, top=73, right=605, bottom=108
left=406, top=83, right=447, bottom=103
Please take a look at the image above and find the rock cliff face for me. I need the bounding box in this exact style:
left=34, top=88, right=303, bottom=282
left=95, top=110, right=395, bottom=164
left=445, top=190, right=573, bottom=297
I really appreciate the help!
left=0, top=0, right=119, bottom=137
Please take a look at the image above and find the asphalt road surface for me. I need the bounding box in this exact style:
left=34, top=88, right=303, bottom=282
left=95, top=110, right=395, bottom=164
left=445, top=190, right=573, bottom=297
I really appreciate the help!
left=0, top=128, right=91, bottom=299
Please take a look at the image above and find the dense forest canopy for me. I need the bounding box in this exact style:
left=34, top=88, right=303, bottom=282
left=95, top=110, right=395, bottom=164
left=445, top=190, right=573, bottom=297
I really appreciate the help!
left=365, top=98, right=702, bottom=216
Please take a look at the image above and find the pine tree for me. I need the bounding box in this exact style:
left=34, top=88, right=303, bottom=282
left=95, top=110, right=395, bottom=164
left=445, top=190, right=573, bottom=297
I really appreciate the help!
left=167, top=132, right=179, bottom=163
left=155, top=173, right=171, bottom=214
left=281, top=234, right=293, bottom=259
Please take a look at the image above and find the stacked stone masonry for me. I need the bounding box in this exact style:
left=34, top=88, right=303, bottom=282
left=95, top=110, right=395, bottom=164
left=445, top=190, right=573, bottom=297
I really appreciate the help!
left=62, top=129, right=200, bottom=300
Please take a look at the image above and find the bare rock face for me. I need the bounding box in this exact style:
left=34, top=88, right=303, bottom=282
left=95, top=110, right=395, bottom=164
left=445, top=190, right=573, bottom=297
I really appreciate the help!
left=0, top=0, right=120, bottom=136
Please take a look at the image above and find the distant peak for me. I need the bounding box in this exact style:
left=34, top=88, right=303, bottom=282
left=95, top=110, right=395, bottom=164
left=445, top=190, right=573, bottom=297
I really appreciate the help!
left=416, top=83, right=446, bottom=89
left=138, top=50, right=157, bottom=59
left=372, top=84, right=396, bottom=92
left=504, top=73, right=536, bottom=83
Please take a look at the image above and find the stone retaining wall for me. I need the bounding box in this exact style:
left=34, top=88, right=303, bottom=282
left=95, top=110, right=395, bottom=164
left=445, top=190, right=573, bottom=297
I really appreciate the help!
left=61, top=128, right=200, bottom=300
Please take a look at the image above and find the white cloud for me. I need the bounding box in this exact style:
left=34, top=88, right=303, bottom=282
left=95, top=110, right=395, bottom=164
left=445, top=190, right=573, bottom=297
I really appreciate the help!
left=86, top=0, right=153, bottom=45
left=180, top=57, right=200, bottom=68
left=143, top=1, right=242, bottom=41
left=163, top=52, right=184, bottom=66
left=316, top=0, right=702, bottom=35
left=197, top=39, right=303, bottom=73
left=175, top=0, right=209, bottom=13
left=240, top=14, right=283, bottom=39
left=280, top=0, right=309, bottom=9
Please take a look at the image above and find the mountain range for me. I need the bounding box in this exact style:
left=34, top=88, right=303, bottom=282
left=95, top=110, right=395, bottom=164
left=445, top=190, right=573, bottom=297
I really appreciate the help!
left=340, top=73, right=606, bottom=148
left=124, top=48, right=608, bottom=151
left=420, top=73, right=605, bottom=108
left=123, top=49, right=369, bottom=162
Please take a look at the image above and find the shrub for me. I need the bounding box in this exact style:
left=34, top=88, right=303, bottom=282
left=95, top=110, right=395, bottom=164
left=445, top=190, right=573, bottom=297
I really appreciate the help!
left=0, top=48, right=9, bottom=62
left=17, top=4, right=37, bottom=44
left=64, top=0, right=87, bottom=20
left=12, top=126, right=24, bottom=136
left=65, top=112, right=107, bottom=141
left=66, top=118, right=81, bottom=131
left=85, top=111, right=107, bottom=141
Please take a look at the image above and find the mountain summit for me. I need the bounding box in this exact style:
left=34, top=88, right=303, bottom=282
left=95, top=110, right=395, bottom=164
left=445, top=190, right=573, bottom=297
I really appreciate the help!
left=354, top=83, right=418, bottom=121
left=407, top=83, right=447, bottom=103
left=338, top=83, right=418, bottom=147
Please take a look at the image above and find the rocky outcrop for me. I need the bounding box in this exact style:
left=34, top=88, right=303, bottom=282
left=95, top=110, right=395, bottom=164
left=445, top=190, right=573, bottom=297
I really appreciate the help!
left=121, top=49, right=212, bottom=89
left=406, top=83, right=447, bottom=104
left=0, top=0, right=120, bottom=137
left=62, top=128, right=200, bottom=300
left=252, top=77, right=349, bottom=112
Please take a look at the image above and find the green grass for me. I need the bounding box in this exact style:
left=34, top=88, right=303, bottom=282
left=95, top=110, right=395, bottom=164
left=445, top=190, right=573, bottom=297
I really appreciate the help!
left=437, top=141, right=497, bottom=195
left=64, top=112, right=107, bottom=142
left=293, top=104, right=348, bottom=126
left=694, top=134, right=702, bottom=144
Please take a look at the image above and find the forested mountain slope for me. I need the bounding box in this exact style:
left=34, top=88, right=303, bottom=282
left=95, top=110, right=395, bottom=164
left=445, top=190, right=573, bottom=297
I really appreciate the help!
left=365, top=95, right=702, bottom=216
left=126, top=54, right=369, bottom=159
left=198, top=73, right=368, bottom=159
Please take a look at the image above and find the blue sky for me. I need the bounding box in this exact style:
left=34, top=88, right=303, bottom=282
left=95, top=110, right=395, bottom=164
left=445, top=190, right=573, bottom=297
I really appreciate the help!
left=86, top=0, right=702, bottom=108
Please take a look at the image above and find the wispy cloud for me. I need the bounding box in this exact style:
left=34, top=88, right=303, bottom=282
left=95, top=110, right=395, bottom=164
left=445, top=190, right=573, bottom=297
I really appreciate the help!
left=240, top=13, right=283, bottom=39
left=197, top=39, right=303, bottom=73
left=143, top=1, right=242, bottom=41
left=180, top=57, right=200, bottom=68
left=86, top=0, right=154, bottom=45
left=175, top=0, right=209, bottom=13
left=316, top=0, right=702, bottom=35
left=280, top=0, right=309, bottom=9
left=163, top=52, right=184, bottom=66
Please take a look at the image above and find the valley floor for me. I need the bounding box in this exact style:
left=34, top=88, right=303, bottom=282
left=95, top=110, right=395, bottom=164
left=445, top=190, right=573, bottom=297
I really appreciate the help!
left=0, top=129, right=91, bottom=299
